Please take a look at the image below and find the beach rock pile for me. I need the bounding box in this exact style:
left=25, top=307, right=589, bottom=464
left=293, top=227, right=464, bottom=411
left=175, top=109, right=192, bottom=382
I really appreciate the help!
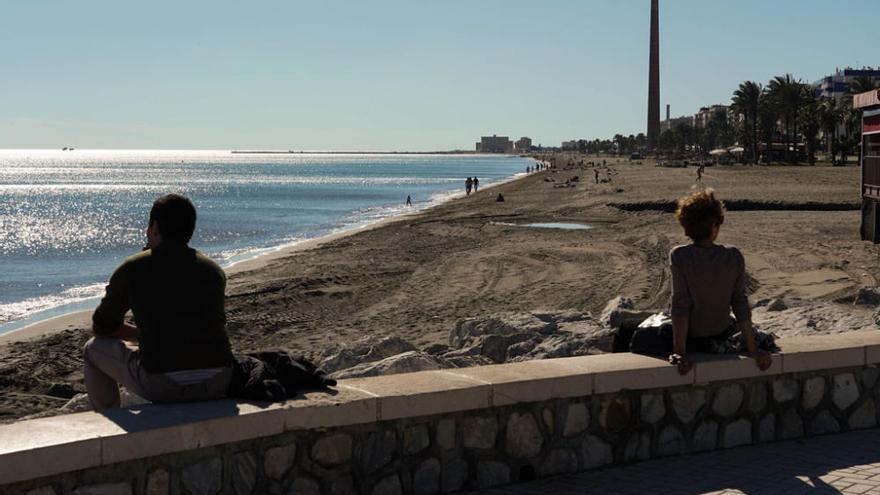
left=320, top=310, right=624, bottom=379
left=751, top=299, right=876, bottom=337
left=319, top=336, right=417, bottom=373
left=439, top=311, right=616, bottom=367
left=321, top=298, right=880, bottom=381
left=320, top=336, right=453, bottom=379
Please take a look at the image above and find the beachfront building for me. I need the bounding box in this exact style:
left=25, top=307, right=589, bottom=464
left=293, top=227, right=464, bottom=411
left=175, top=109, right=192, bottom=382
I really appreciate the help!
left=693, top=105, right=729, bottom=129
left=661, top=115, right=692, bottom=133
left=814, top=68, right=880, bottom=156
left=514, top=137, right=533, bottom=152
left=814, top=67, right=880, bottom=101
left=476, top=135, right=513, bottom=153
left=561, top=140, right=577, bottom=151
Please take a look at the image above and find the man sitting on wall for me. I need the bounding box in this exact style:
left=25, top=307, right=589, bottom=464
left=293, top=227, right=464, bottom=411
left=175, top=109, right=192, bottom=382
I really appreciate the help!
left=82, top=194, right=235, bottom=411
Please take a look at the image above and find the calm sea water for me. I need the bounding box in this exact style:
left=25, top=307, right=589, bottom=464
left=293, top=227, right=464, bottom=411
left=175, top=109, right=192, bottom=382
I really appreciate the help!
left=0, top=150, right=530, bottom=335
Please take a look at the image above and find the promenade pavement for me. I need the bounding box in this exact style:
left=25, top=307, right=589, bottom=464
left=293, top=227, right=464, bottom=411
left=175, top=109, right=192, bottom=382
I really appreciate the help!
left=476, top=428, right=880, bottom=494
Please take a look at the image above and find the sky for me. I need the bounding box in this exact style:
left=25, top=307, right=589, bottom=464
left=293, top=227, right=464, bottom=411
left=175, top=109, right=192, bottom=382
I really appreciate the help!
left=1, top=0, right=878, bottom=151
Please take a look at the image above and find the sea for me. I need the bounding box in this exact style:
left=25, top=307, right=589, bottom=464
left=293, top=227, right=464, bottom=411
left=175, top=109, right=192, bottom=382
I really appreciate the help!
left=0, top=150, right=531, bottom=336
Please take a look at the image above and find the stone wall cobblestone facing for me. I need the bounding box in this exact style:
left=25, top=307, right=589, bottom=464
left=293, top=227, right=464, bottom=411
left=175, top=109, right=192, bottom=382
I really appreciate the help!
left=9, top=365, right=880, bottom=495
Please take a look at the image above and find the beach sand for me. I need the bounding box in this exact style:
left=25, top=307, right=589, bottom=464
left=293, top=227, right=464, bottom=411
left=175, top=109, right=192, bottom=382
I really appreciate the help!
left=1, top=156, right=876, bottom=421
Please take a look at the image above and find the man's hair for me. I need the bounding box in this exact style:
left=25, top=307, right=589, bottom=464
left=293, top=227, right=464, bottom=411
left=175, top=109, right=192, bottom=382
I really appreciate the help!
left=675, top=188, right=725, bottom=242
left=149, top=194, right=197, bottom=244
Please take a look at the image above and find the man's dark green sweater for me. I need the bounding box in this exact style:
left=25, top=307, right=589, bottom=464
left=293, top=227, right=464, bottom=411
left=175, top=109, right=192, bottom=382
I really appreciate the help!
left=92, top=243, right=235, bottom=373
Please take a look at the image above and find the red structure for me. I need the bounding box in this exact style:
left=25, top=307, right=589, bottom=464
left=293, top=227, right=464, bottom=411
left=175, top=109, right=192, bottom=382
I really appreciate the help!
left=855, top=89, right=880, bottom=242
left=646, top=0, right=660, bottom=150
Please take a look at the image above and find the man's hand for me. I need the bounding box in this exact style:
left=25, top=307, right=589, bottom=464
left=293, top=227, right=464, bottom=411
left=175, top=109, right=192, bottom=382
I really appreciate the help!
left=669, top=353, right=693, bottom=376
left=751, top=349, right=772, bottom=371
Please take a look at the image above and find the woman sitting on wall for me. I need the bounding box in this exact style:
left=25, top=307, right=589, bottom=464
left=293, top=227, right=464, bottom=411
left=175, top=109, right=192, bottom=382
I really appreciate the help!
left=630, top=188, right=773, bottom=375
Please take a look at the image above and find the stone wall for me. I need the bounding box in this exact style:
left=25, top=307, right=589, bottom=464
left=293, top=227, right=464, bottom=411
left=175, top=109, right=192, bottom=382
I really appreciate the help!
left=3, top=332, right=880, bottom=495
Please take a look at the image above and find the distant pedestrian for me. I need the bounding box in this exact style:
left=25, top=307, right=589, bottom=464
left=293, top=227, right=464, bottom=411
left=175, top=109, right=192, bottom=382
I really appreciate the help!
left=473, top=177, right=479, bottom=192
left=594, top=169, right=599, bottom=184
left=465, top=177, right=473, bottom=195
left=406, top=195, right=412, bottom=206
left=526, top=166, right=531, bottom=173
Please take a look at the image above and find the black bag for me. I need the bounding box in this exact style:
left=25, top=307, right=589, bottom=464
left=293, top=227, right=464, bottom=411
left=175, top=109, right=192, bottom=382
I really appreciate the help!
left=629, top=314, right=674, bottom=356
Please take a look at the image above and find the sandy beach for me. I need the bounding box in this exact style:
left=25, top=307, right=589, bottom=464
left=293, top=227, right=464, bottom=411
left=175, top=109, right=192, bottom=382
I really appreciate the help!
left=1, top=156, right=876, bottom=421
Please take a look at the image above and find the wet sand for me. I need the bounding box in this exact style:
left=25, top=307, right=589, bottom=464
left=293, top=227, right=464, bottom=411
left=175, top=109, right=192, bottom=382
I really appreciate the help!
left=1, top=156, right=875, bottom=421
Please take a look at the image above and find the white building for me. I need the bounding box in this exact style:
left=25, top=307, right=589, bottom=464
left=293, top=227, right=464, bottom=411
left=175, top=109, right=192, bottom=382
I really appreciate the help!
left=814, top=68, right=880, bottom=102
left=693, top=105, right=729, bottom=129
left=514, top=137, right=532, bottom=151
left=476, top=135, right=513, bottom=153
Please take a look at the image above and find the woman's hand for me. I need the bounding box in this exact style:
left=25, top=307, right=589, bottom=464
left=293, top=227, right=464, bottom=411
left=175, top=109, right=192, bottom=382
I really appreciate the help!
left=669, top=353, right=693, bottom=375
left=750, top=349, right=772, bottom=371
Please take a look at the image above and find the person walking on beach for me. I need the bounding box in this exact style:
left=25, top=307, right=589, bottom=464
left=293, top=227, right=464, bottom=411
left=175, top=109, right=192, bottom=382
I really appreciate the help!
left=473, top=177, right=479, bottom=192
left=465, top=177, right=473, bottom=195
left=82, top=194, right=235, bottom=411
left=629, top=189, right=772, bottom=375
left=696, top=164, right=704, bottom=182
left=594, top=169, right=600, bottom=184
left=405, top=195, right=412, bottom=206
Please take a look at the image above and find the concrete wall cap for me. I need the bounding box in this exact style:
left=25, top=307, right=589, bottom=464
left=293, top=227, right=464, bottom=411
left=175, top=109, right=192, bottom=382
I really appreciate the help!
left=1, top=332, right=878, bottom=485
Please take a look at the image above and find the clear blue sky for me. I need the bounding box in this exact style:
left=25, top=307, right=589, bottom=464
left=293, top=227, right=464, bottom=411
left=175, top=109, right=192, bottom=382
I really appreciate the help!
left=1, top=0, right=877, bottom=151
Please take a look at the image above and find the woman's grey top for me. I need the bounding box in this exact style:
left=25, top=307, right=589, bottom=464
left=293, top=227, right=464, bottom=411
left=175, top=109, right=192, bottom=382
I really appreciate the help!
left=669, top=243, right=751, bottom=337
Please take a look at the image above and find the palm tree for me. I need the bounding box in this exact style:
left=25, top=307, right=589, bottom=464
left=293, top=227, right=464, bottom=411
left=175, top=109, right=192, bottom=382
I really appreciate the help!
left=767, top=76, right=791, bottom=161
left=819, top=97, right=841, bottom=162
left=731, top=81, right=762, bottom=163
left=799, top=87, right=821, bottom=165
left=768, top=74, right=806, bottom=163
left=757, top=88, right=779, bottom=163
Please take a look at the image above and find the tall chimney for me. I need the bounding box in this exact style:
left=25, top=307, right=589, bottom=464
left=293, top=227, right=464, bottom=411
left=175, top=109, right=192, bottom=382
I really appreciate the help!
left=666, top=104, right=670, bottom=121
left=647, top=0, right=660, bottom=150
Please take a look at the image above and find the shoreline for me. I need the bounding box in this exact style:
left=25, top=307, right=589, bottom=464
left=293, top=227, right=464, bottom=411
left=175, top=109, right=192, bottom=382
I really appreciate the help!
left=225, top=168, right=526, bottom=275
left=0, top=165, right=533, bottom=346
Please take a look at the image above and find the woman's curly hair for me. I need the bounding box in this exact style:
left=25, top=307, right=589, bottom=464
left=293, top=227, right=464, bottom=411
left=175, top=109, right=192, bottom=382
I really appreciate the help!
left=675, top=188, right=725, bottom=241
